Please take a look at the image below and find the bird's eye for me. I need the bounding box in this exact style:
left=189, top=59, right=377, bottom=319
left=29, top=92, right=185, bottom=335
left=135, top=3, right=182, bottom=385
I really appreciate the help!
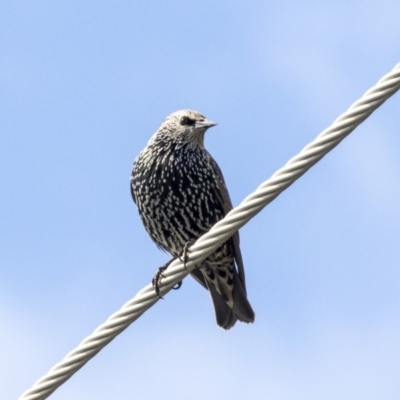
left=180, top=116, right=195, bottom=126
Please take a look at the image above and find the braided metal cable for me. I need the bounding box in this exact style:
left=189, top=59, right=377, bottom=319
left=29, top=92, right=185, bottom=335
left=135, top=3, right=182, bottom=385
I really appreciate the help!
left=20, top=62, right=400, bottom=400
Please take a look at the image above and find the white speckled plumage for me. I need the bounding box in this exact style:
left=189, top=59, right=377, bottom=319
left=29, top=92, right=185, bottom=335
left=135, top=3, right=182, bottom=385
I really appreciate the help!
left=131, top=110, right=254, bottom=329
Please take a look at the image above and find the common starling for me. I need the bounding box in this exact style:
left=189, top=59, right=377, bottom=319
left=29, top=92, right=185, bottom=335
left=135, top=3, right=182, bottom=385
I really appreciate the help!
left=131, top=110, right=255, bottom=329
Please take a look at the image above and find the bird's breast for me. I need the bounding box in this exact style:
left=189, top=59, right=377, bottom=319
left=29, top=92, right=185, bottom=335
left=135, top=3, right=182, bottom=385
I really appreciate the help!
left=132, top=144, right=225, bottom=254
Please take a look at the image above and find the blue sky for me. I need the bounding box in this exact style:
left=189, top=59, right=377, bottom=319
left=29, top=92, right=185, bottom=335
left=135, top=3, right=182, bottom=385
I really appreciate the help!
left=2, top=1, right=400, bottom=399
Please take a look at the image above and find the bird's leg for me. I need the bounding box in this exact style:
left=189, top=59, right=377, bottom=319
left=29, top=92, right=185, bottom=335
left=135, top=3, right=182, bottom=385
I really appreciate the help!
left=152, top=239, right=196, bottom=298
left=178, top=239, right=196, bottom=270
left=152, top=258, right=182, bottom=299
left=152, top=259, right=173, bottom=299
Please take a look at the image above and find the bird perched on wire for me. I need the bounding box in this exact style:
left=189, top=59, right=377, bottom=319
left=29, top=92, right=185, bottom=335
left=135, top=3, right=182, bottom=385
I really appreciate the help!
left=131, top=110, right=255, bottom=329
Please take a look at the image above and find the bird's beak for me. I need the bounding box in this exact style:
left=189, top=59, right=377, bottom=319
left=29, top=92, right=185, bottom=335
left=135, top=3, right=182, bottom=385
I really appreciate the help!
left=195, top=119, right=217, bottom=129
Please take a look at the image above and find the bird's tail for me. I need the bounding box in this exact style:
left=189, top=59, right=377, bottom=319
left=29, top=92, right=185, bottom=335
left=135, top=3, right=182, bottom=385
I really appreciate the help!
left=204, top=267, right=255, bottom=330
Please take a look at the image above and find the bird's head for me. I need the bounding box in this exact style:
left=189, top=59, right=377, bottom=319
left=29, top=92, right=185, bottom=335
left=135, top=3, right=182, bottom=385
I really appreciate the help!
left=158, top=110, right=217, bottom=147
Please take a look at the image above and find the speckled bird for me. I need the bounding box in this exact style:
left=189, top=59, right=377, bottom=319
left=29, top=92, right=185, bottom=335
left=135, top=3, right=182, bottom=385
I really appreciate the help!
left=131, top=110, right=255, bottom=329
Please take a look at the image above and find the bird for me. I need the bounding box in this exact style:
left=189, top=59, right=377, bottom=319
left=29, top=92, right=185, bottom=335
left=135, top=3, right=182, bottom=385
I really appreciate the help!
left=130, top=110, right=255, bottom=329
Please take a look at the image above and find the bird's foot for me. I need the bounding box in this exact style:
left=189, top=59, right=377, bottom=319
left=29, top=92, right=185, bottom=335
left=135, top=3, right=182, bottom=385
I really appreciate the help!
left=152, top=258, right=182, bottom=299
left=178, top=239, right=196, bottom=270
left=172, top=281, right=182, bottom=290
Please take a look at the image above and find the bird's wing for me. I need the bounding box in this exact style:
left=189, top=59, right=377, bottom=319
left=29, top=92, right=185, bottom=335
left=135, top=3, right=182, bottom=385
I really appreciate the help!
left=208, top=155, right=247, bottom=290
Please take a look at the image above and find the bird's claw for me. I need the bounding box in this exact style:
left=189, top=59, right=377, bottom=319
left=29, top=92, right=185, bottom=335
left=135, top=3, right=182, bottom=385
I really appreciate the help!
left=172, top=281, right=182, bottom=290
left=178, top=239, right=196, bottom=270
left=152, top=265, right=168, bottom=299
left=152, top=258, right=183, bottom=298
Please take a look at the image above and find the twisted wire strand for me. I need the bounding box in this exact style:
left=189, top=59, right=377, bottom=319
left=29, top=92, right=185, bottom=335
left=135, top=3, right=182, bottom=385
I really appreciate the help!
left=20, top=62, right=400, bottom=400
